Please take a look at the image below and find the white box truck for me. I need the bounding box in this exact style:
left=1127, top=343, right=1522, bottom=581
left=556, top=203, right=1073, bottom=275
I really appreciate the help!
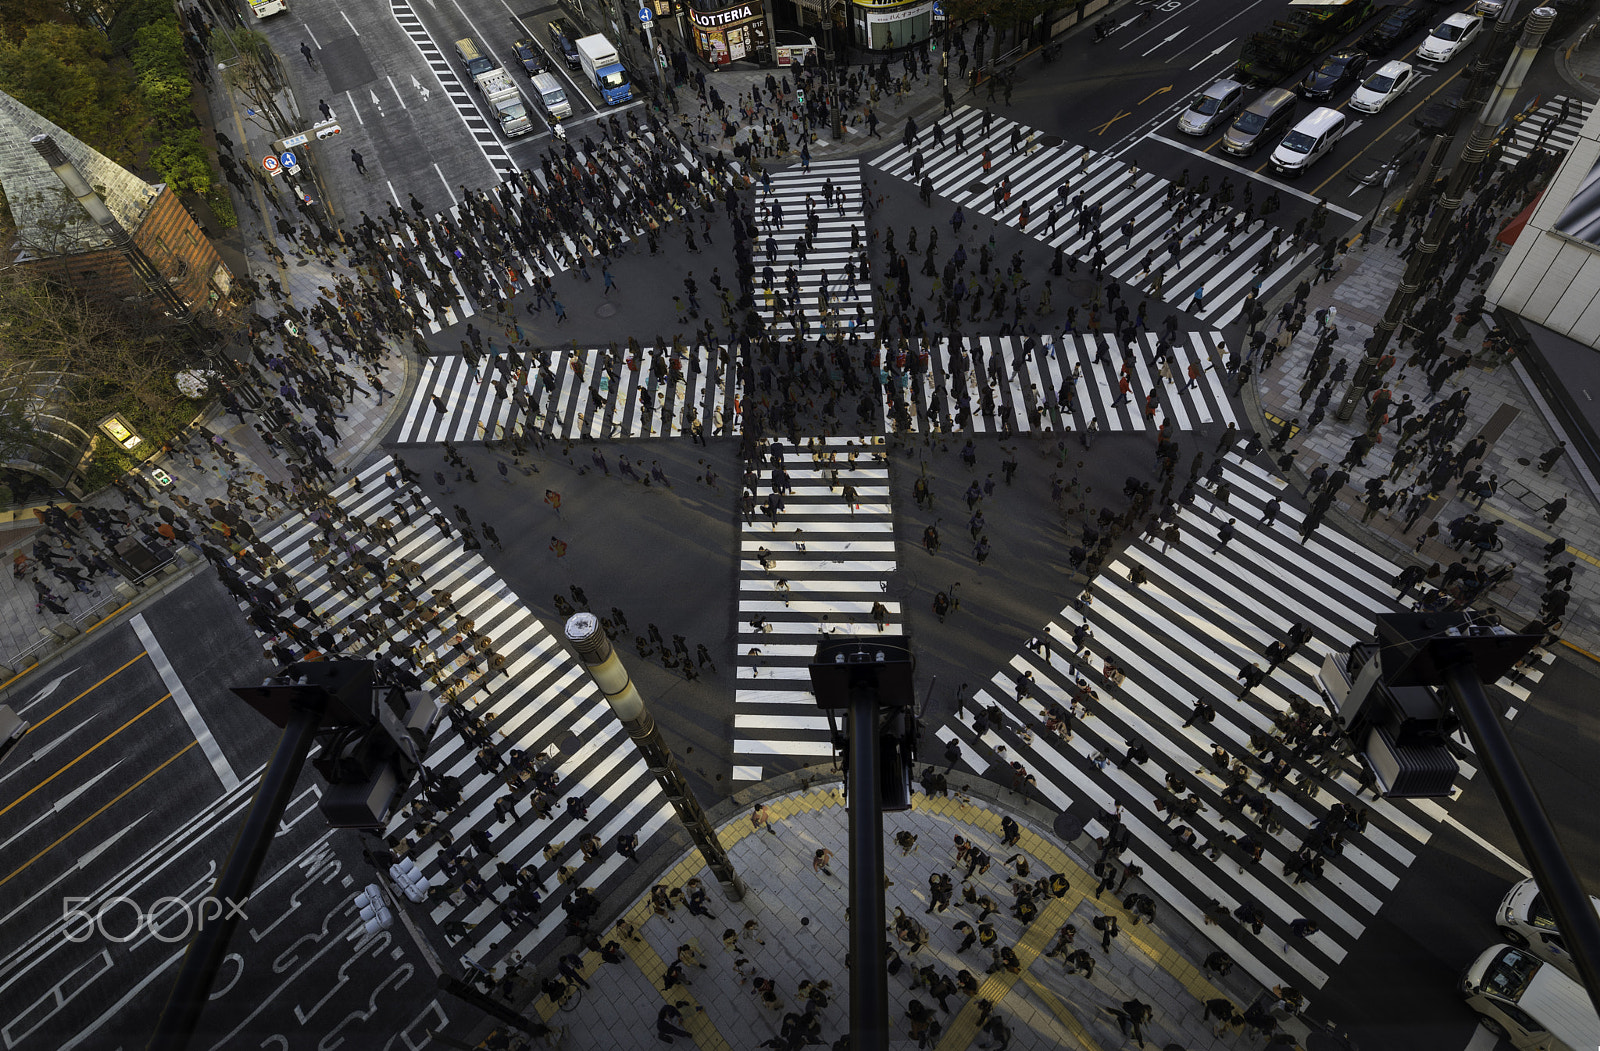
left=576, top=35, right=631, bottom=106
left=474, top=68, right=534, bottom=138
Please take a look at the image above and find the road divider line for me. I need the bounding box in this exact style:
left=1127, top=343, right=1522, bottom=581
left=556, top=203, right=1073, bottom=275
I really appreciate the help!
left=131, top=615, right=240, bottom=793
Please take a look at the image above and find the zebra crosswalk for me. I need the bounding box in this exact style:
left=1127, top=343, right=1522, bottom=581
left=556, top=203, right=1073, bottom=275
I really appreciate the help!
left=233, top=455, right=674, bottom=970
left=1499, top=95, right=1595, bottom=165
left=755, top=158, right=876, bottom=340
left=871, top=105, right=1318, bottom=327
left=930, top=450, right=1547, bottom=996
left=381, top=131, right=728, bottom=335
left=882, top=331, right=1238, bottom=436
left=732, top=435, right=898, bottom=779
left=394, top=343, right=745, bottom=444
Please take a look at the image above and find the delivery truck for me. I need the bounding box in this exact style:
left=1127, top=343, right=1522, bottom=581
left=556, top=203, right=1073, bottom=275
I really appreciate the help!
left=576, top=34, right=631, bottom=105
left=474, top=68, right=534, bottom=138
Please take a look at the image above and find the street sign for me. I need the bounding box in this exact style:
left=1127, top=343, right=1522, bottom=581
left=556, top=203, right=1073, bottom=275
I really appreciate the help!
left=280, top=151, right=297, bottom=168
left=282, top=133, right=309, bottom=148
left=261, top=155, right=279, bottom=173
left=638, top=6, right=651, bottom=21
left=932, top=1, right=943, bottom=14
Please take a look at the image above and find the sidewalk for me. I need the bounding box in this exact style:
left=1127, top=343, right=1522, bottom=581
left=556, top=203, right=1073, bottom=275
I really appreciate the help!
left=1242, top=186, right=1600, bottom=658
left=0, top=38, right=416, bottom=682
left=475, top=773, right=1298, bottom=1051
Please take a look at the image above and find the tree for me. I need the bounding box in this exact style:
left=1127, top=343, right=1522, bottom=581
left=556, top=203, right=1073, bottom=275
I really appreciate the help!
left=0, top=22, right=131, bottom=152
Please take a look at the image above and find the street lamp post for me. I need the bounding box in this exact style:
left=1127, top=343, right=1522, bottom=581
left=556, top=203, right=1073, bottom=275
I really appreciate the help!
left=563, top=614, right=746, bottom=901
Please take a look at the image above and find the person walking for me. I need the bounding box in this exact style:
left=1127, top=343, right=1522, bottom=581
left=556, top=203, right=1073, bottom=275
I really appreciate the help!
left=751, top=803, right=777, bottom=835
left=350, top=149, right=367, bottom=175
left=1093, top=913, right=1120, bottom=953
left=813, top=848, right=834, bottom=877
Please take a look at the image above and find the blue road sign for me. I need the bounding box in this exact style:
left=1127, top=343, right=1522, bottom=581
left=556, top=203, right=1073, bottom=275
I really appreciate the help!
left=638, top=7, right=652, bottom=22
left=280, top=151, right=298, bottom=168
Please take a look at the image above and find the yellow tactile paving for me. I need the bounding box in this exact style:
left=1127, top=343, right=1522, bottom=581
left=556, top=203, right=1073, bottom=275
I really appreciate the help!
left=539, top=783, right=1227, bottom=1050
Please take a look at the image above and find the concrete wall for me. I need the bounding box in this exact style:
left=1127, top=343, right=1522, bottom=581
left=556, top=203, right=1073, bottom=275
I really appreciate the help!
left=1488, top=100, right=1600, bottom=349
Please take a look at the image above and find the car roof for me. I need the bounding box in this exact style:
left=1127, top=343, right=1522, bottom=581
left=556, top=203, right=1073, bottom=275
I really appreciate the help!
left=1327, top=48, right=1365, bottom=59
left=1205, top=78, right=1243, bottom=96
left=1375, top=59, right=1413, bottom=75
left=1441, top=12, right=1479, bottom=27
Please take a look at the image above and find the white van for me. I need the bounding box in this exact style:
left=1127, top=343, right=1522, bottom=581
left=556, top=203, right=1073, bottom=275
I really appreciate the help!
left=1498, top=878, right=1600, bottom=980
left=1270, top=106, right=1346, bottom=176
left=1461, top=943, right=1600, bottom=1050
left=531, top=71, right=572, bottom=120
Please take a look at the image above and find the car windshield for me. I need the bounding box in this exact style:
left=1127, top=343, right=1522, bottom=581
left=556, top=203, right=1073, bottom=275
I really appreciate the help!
left=1480, top=947, right=1542, bottom=1001
left=1233, top=110, right=1266, bottom=133
left=1317, top=57, right=1349, bottom=75
left=1282, top=130, right=1315, bottom=153
left=1436, top=22, right=1464, bottom=40
left=1365, top=73, right=1396, bottom=92
left=1191, top=93, right=1222, bottom=115
left=1529, top=892, right=1560, bottom=931
left=600, top=70, right=627, bottom=89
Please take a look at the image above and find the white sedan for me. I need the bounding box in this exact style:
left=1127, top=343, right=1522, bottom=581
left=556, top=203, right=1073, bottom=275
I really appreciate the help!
left=1417, top=12, right=1483, bottom=62
left=1349, top=60, right=1417, bottom=113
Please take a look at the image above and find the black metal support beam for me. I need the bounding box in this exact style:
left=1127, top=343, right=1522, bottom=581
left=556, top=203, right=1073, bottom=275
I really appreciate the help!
left=847, top=684, right=889, bottom=1050
left=147, top=703, right=323, bottom=1050
left=1440, top=662, right=1600, bottom=1015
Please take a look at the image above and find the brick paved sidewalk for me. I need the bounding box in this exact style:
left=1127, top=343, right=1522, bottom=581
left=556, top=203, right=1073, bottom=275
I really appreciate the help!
left=1245, top=200, right=1600, bottom=657
left=501, top=777, right=1297, bottom=1051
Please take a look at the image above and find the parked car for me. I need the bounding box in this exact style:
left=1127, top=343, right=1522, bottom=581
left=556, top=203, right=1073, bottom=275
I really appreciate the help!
left=1418, top=12, right=1483, bottom=62
left=511, top=38, right=545, bottom=77
left=1177, top=78, right=1246, bottom=135
left=1497, top=878, right=1600, bottom=980
left=1475, top=0, right=1505, bottom=17
left=547, top=19, right=581, bottom=68
left=1350, top=59, right=1417, bottom=112
left=1299, top=48, right=1369, bottom=99
left=1359, top=5, right=1431, bottom=53
left=1414, top=81, right=1467, bottom=133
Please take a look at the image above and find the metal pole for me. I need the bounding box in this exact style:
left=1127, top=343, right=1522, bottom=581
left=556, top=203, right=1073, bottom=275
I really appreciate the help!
left=563, top=614, right=745, bottom=901
left=148, top=704, right=323, bottom=1050
left=1440, top=662, right=1600, bottom=1015
left=846, top=682, right=889, bottom=1049
left=1335, top=3, right=1551, bottom=420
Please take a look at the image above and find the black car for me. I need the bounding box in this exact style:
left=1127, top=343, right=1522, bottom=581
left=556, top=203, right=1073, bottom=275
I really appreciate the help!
left=1414, top=82, right=1468, bottom=134
left=1359, top=5, right=1430, bottom=54
left=511, top=38, right=545, bottom=77
left=1299, top=49, right=1369, bottom=99
left=547, top=20, right=581, bottom=68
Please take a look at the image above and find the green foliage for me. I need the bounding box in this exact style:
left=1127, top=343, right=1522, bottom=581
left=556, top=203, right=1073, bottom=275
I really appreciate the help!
left=0, top=23, right=120, bottom=146
left=132, top=20, right=187, bottom=82
left=206, top=188, right=238, bottom=230
left=126, top=13, right=212, bottom=197
left=149, top=131, right=212, bottom=195
left=107, top=0, right=178, bottom=53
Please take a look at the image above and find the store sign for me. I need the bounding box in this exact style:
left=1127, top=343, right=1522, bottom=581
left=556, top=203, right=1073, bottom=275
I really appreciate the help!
left=691, top=3, right=753, bottom=27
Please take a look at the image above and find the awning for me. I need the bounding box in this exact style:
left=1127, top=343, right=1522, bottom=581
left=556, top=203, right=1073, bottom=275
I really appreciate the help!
left=1497, top=190, right=1544, bottom=246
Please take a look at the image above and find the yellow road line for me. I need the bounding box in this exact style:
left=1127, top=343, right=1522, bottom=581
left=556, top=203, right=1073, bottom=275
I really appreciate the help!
left=22, top=651, right=150, bottom=734
left=0, top=741, right=197, bottom=889
left=0, top=693, right=170, bottom=818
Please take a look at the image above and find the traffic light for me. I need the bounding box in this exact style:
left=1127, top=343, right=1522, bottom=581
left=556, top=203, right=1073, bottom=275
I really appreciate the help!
left=313, top=118, right=342, bottom=139
left=797, top=88, right=805, bottom=105
left=389, top=857, right=431, bottom=903
left=354, top=883, right=393, bottom=935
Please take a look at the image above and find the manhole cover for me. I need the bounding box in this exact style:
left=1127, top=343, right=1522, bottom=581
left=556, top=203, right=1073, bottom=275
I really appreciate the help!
left=555, top=731, right=582, bottom=755
left=596, top=302, right=619, bottom=319
left=1053, top=811, right=1087, bottom=841
left=1065, top=277, right=1098, bottom=299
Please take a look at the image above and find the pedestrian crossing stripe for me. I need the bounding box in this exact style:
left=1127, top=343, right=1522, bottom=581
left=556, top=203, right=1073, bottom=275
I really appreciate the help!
left=755, top=159, right=876, bottom=339
left=235, top=454, right=673, bottom=971
left=732, top=436, right=898, bottom=777
left=870, top=105, right=1318, bottom=327
left=376, top=131, right=730, bottom=335
left=931, top=450, right=1544, bottom=996
left=395, top=344, right=745, bottom=445
left=1498, top=95, right=1594, bottom=165
left=883, top=331, right=1238, bottom=437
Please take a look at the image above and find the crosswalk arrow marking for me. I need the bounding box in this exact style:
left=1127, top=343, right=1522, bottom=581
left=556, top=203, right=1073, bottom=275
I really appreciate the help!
left=1140, top=85, right=1174, bottom=105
